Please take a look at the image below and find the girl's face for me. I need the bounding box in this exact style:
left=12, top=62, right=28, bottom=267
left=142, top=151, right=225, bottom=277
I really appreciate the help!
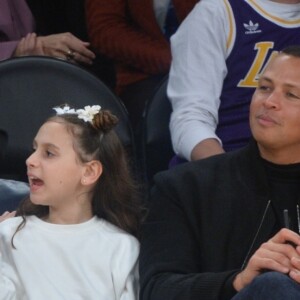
left=26, top=121, right=89, bottom=210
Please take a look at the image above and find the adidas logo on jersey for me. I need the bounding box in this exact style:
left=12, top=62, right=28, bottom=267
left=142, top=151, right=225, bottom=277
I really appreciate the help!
left=244, top=20, right=262, bottom=34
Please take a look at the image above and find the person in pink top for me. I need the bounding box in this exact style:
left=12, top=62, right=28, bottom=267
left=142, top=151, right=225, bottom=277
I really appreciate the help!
left=0, top=0, right=95, bottom=65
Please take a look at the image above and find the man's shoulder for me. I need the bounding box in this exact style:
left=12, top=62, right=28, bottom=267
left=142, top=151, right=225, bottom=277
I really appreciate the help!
left=159, top=149, right=241, bottom=179
left=152, top=145, right=256, bottom=198
left=149, top=145, right=258, bottom=212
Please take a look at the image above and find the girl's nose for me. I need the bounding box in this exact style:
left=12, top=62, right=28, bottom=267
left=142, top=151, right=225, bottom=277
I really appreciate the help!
left=26, top=151, right=38, bottom=168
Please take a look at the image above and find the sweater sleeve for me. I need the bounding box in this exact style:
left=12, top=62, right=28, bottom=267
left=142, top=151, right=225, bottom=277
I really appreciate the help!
left=0, top=41, right=18, bottom=61
left=85, top=0, right=171, bottom=75
left=0, top=219, right=25, bottom=300
left=0, top=253, right=22, bottom=300
left=111, top=235, right=140, bottom=300
left=139, top=171, right=239, bottom=300
left=0, top=0, right=35, bottom=61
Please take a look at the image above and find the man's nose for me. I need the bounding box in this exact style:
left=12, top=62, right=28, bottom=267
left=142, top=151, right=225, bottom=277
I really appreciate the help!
left=263, top=91, right=281, bottom=109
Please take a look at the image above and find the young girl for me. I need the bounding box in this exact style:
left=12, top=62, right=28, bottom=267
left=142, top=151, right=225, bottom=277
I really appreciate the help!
left=0, top=104, right=142, bottom=299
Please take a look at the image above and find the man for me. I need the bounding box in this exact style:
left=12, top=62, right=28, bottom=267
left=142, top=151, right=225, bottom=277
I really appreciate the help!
left=140, top=46, right=300, bottom=299
left=168, top=0, right=300, bottom=163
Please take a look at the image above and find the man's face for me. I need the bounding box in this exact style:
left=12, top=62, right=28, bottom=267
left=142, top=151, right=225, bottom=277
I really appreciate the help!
left=250, top=54, right=300, bottom=161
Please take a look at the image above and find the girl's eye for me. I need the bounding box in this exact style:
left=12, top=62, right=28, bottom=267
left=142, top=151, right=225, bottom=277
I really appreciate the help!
left=46, top=150, right=54, bottom=157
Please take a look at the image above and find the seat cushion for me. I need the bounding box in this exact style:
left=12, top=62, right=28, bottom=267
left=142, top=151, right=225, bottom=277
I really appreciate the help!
left=0, top=179, right=29, bottom=214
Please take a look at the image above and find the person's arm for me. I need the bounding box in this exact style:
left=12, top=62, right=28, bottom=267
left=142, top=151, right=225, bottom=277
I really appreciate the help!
left=112, top=235, right=139, bottom=300
left=13, top=33, right=44, bottom=57
left=11, top=31, right=95, bottom=65
left=0, top=41, right=20, bottom=61
left=233, top=228, right=300, bottom=291
left=37, top=33, right=95, bottom=65
left=85, top=0, right=171, bottom=75
left=0, top=32, right=95, bottom=64
left=0, top=0, right=35, bottom=61
left=0, top=243, right=24, bottom=300
left=191, top=138, right=225, bottom=161
left=168, top=0, right=230, bottom=161
left=0, top=258, right=17, bottom=300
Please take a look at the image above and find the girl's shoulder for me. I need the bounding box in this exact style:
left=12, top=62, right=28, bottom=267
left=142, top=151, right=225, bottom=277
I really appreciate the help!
left=97, top=218, right=139, bottom=247
left=0, top=216, right=24, bottom=236
left=0, top=215, right=23, bottom=227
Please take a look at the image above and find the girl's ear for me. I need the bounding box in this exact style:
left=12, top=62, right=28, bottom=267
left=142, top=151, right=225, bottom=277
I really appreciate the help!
left=81, top=160, right=103, bottom=185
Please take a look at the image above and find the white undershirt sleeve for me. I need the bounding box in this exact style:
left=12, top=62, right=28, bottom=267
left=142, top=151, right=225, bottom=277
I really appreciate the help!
left=168, top=0, right=230, bottom=160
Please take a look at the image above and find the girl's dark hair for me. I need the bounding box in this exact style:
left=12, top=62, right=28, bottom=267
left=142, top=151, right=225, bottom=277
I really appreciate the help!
left=13, top=107, right=143, bottom=246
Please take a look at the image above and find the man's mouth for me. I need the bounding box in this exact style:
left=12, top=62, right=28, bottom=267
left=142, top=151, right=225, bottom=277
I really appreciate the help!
left=256, top=113, right=279, bottom=126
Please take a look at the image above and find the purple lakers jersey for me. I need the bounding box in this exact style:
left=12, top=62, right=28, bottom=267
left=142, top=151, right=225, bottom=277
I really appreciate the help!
left=217, top=0, right=300, bottom=151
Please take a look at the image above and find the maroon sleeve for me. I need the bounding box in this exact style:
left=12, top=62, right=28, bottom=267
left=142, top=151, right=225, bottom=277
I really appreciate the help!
left=85, top=0, right=171, bottom=75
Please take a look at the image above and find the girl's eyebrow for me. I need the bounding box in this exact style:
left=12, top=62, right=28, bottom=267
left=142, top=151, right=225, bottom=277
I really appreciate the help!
left=44, top=143, right=60, bottom=151
left=32, top=140, right=60, bottom=151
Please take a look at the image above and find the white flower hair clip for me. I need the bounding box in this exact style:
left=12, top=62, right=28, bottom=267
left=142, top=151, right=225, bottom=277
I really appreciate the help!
left=53, top=105, right=76, bottom=115
left=53, top=105, right=101, bottom=125
left=76, top=105, right=101, bottom=124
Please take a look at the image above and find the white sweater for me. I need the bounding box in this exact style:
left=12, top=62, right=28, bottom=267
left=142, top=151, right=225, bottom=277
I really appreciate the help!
left=0, top=216, right=139, bottom=300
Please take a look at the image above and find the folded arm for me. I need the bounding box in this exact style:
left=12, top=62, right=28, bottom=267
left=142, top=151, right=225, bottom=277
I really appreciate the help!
left=168, top=0, right=229, bottom=160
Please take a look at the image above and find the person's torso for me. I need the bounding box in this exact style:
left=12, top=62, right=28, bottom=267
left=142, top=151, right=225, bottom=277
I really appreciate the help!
left=0, top=216, right=139, bottom=299
left=116, top=0, right=199, bottom=89
left=0, top=0, right=34, bottom=41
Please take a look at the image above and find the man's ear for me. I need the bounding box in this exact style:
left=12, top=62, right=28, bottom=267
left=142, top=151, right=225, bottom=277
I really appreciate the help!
left=81, top=160, right=103, bottom=185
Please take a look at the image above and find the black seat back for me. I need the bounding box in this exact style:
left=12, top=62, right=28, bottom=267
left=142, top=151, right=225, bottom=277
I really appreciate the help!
left=0, top=56, right=133, bottom=181
left=141, top=76, right=174, bottom=185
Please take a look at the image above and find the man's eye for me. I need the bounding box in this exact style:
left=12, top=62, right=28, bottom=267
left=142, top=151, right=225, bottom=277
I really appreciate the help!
left=258, top=85, right=270, bottom=91
left=287, top=92, right=300, bottom=99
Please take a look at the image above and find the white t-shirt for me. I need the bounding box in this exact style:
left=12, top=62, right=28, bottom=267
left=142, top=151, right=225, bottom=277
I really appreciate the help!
left=0, top=216, right=139, bottom=300
left=168, top=0, right=300, bottom=160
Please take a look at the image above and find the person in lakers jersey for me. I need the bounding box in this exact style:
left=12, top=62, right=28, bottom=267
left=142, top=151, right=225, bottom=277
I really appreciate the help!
left=168, top=0, right=300, bottom=163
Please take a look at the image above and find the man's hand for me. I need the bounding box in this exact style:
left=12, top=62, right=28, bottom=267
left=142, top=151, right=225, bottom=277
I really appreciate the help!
left=233, top=228, right=300, bottom=291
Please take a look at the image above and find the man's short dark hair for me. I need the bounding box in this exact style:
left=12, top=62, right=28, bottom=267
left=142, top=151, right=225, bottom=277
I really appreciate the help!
left=281, top=45, right=300, bottom=57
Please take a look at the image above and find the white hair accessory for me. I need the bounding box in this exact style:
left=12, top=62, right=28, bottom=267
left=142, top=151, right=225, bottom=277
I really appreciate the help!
left=53, top=105, right=101, bottom=124
left=53, top=105, right=76, bottom=115
left=76, top=105, right=101, bottom=124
